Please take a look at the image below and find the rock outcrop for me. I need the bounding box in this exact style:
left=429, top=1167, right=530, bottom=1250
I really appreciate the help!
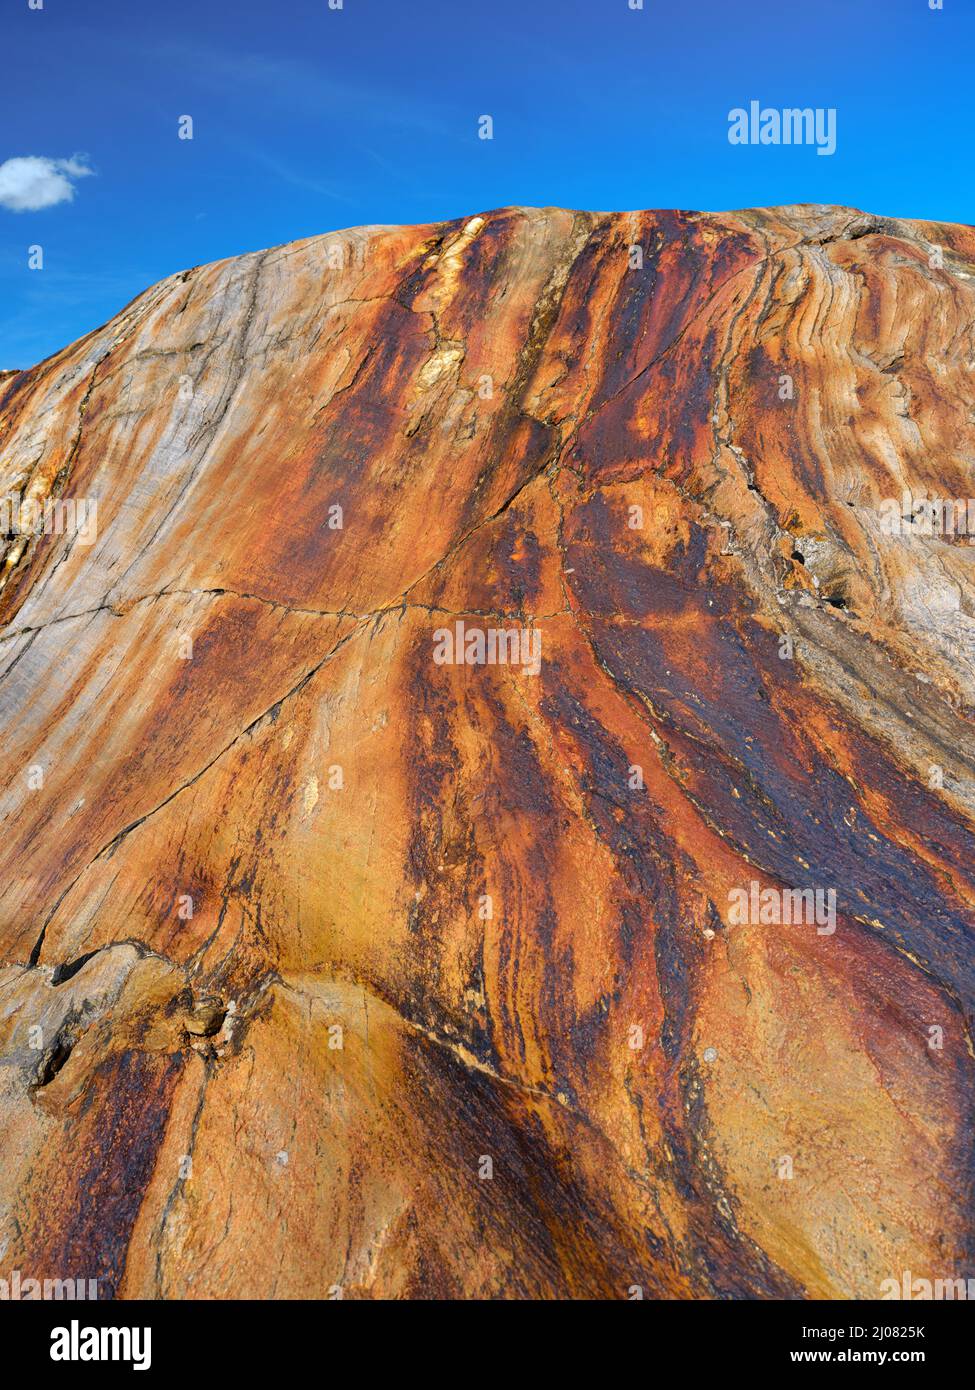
left=0, top=203, right=973, bottom=1299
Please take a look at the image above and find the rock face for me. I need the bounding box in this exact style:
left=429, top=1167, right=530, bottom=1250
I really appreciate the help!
left=0, top=203, right=973, bottom=1300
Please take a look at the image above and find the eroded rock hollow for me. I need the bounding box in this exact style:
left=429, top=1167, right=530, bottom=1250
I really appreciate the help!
left=0, top=203, right=973, bottom=1299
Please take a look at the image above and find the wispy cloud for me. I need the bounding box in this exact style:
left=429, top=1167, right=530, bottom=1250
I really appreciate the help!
left=154, top=42, right=452, bottom=138
left=0, top=156, right=94, bottom=213
left=231, top=142, right=359, bottom=206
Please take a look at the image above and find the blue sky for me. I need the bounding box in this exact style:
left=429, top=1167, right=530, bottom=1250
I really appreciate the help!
left=0, top=0, right=970, bottom=367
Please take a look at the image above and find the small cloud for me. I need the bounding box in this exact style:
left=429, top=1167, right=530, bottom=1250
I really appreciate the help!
left=0, top=155, right=94, bottom=213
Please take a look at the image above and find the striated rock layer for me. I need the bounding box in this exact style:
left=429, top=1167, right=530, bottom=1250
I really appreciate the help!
left=0, top=203, right=973, bottom=1300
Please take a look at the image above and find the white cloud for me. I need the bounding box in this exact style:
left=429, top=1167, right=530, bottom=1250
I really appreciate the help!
left=0, top=156, right=94, bottom=213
